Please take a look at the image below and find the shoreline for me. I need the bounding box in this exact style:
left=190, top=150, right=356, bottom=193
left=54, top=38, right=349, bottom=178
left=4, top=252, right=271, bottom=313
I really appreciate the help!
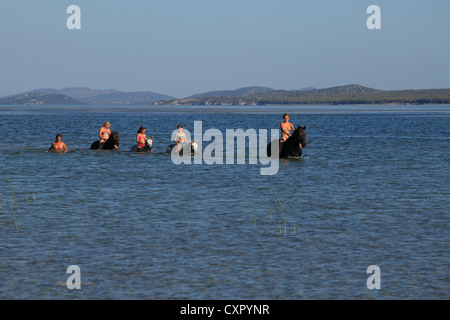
left=1, top=104, right=449, bottom=114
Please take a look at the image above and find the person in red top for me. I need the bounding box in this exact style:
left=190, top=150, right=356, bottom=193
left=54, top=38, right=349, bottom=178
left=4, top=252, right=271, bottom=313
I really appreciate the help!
left=46, top=134, right=68, bottom=153
left=280, top=113, right=295, bottom=142
left=136, top=126, right=147, bottom=151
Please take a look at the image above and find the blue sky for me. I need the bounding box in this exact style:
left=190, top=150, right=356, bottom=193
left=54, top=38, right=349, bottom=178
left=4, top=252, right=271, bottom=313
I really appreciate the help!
left=0, top=0, right=449, bottom=98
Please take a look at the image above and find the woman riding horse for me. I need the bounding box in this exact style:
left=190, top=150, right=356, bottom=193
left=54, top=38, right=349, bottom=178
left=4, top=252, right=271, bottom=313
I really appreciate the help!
left=267, top=125, right=306, bottom=158
left=90, top=131, right=120, bottom=150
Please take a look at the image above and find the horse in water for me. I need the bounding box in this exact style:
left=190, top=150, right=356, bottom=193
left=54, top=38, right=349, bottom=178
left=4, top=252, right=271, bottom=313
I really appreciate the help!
left=130, top=137, right=153, bottom=152
left=166, top=140, right=198, bottom=156
left=90, top=131, right=120, bottom=150
left=267, top=125, right=306, bottom=158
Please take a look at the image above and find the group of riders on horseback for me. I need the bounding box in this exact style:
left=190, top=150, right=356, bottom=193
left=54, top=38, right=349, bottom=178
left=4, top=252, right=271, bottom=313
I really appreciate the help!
left=46, top=114, right=305, bottom=158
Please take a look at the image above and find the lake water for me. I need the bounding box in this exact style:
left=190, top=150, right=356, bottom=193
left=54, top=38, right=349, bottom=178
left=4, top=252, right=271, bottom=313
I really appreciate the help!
left=0, top=105, right=449, bottom=299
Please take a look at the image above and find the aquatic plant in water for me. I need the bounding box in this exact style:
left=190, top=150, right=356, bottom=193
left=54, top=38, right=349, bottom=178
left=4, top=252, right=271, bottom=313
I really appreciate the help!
left=249, top=188, right=297, bottom=237
left=25, top=180, right=37, bottom=204
left=1, top=168, right=40, bottom=231
left=0, top=171, right=38, bottom=231
left=4, top=175, right=21, bottom=231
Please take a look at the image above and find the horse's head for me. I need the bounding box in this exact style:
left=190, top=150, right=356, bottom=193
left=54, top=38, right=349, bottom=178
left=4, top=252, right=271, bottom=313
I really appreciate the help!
left=293, top=125, right=306, bottom=147
left=146, top=136, right=153, bottom=149
left=190, top=140, right=198, bottom=155
left=110, top=131, right=120, bottom=146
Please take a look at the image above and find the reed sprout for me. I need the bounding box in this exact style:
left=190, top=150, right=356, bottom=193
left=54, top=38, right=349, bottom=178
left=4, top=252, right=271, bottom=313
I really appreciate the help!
left=25, top=180, right=36, bottom=204
left=0, top=170, right=32, bottom=232
left=272, top=187, right=287, bottom=236
left=6, top=175, right=21, bottom=232
left=267, top=200, right=273, bottom=222
left=250, top=188, right=297, bottom=237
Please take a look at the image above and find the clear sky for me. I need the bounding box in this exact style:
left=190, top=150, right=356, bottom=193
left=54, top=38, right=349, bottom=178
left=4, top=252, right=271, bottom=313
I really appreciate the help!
left=1, top=0, right=449, bottom=98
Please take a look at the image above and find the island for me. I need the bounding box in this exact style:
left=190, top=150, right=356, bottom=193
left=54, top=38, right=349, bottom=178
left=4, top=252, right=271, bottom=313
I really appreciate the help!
left=1, top=85, right=449, bottom=106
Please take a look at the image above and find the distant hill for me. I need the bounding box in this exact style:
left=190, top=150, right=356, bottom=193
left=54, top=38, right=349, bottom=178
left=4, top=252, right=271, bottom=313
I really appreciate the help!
left=309, top=84, right=379, bottom=95
left=289, top=87, right=316, bottom=92
left=28, top=87, right=120, bottom=100
left=23, top=87, right=174, bottom=105
left=155, top=84, right=450, bottom=106
left=2, top=85, right=449, bottom=106
left=85, top=91, right=174, bottom=105
left=0, top=92, right=85, bottom=105
left=187, top=86, right=275, bottom=98
left=186, top=86, right=316, bottom=98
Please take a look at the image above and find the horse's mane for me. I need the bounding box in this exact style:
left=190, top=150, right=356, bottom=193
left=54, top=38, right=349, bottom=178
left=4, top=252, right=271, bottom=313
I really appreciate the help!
left=287, top=126, right=305, bottom=140
left=294, top=125, right=306, bottom=134
left=105, top=131, right=120, bottom=147
left=284, top=125, right=306, bottom=149
left=109, top=131, right=119, bottom=139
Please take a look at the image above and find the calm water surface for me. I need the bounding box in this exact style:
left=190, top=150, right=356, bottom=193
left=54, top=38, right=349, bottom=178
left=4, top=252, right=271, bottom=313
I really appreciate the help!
left=0, top=105, right=449, bottom=299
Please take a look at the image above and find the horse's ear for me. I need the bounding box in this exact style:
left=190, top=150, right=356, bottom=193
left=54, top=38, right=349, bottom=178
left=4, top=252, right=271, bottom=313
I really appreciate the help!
left=303, top=125, right=306, bottom=130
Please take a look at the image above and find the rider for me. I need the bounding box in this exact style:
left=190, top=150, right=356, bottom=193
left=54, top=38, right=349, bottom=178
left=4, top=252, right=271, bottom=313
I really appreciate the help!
left=280, top=113, right=295, bottom=142
left=136, top=126, right=147, bottom=151
left=174, top=124, right=187, bottom=152
left=46, top=134, right=68, bottom=153
left=98, top=121, right=111, bottom=150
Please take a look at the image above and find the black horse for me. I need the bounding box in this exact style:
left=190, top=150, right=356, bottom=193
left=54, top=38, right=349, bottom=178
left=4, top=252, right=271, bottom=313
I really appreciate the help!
left=130, top=137, right=153, bottom=152
left=90, top=131, right=120, bottom=150
left=267, top=125, right=306, bottom=158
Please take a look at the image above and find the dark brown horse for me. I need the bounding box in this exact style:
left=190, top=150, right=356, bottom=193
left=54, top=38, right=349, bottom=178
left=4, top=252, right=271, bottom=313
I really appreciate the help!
left=267, top=125, right=306, bottom=158
left=90, top=131, right=120, bottom=150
